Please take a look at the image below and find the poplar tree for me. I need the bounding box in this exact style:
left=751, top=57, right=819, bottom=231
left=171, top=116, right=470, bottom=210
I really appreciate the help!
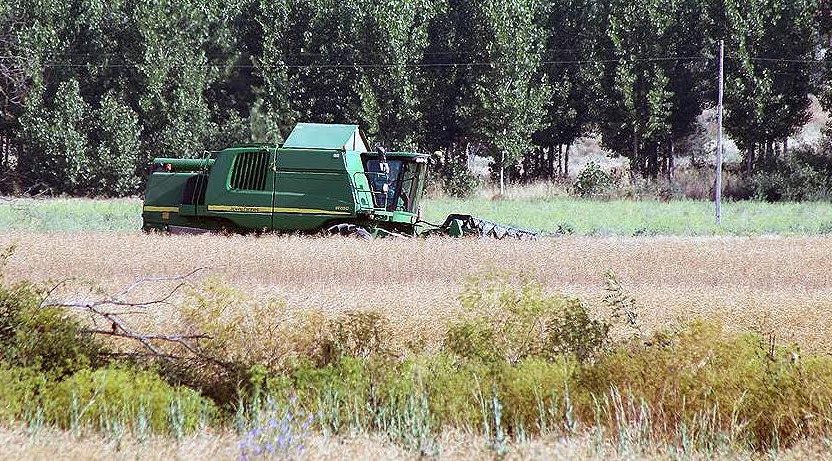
left=284, top=0, right=373, bottom=131
left=470, top=0, right=549, bottom=190
left=533, top=0, right=600, bottom=179
left=723, top=0, right=816, bottom=174
left=595, top=0, right=710, bottom=179
left=359, top=0, right=435, bottom=149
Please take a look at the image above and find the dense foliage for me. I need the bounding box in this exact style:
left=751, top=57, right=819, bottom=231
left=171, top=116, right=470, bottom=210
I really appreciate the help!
left=0, top=0, right=830, bottom=195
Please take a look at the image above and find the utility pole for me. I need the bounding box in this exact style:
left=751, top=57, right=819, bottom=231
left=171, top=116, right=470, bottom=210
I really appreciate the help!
left=715, top=40, right=724, bottom=225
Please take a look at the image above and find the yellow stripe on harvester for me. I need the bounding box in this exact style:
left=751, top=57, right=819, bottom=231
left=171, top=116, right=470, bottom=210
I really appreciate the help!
left=207, top=205, right=350, bottom=215
left=274, top=207, right=351, bottom=215
left=143, top=206, right=180, bottom=213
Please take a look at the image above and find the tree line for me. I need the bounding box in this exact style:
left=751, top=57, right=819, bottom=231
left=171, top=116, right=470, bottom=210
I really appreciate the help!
left=0, top=0, right=830, bottom=196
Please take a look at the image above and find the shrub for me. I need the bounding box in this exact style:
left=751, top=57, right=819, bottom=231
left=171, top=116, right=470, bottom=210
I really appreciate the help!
left=445, top=318, right=502, bottom=363
left=234, top=318, right=832, bottom=451
left=188, top=286, right=401, bottom=366
left=495, top=357, right=578, bottom=435
left=179, top=282, right=405, bottom=403
left=321, top=310, right=398, bottom=363
left=0, top=365, right=217, bottom=437
left=421, top=355, right=490, bottom=429
left=433, top=153, right=480, bottom=198
left=583, top=321, right=832, bottom=449
left=573, top=161, right=614, bottom=197
left=446, top=272, right=611, bottom=363
left=5, top=298, right=104, bottom=377
left=42, top=366, right=216, bottom=436
left=543, top=299, right=610, bottom=362
left=0, top=365, right=48, bottom=423
left=178, top=280, right=329, bottom=402
left=0, top=246, right=103, bottom=377
left=602, top=270, right=640, bottom=334
left=181, top=281, right=331, bottom=371
left=749, top=146, right=832, bottom=201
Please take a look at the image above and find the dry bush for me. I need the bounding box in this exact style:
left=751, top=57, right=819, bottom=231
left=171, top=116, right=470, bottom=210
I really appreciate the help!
left=180, top=279, right=408, bottom=370
left=475, top=180, right=572, bottom=201
left=670, top=166, right=750, bottom=201
left=180, top=279, right=328, bottom=373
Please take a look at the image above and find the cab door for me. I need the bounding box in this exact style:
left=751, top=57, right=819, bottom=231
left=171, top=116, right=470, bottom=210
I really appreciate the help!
left=206, top=148, right=277, bottom=230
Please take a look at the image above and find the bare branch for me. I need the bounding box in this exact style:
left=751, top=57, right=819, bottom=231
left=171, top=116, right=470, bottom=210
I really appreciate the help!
left=40, top=268, right=227, bottom=367
left=112, top=267, right=208, bottom=302
left=85, top=327, right=219, bottom=364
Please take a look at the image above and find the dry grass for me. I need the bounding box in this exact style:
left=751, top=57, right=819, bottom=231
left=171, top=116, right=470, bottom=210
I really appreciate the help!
left=1, top=232, right=831, bottom=353
left=2, top=427, right=829, bottom=461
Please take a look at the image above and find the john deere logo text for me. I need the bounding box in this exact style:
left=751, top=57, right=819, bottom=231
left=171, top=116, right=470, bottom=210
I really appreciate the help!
left=226, top=206, right=264, bottom=213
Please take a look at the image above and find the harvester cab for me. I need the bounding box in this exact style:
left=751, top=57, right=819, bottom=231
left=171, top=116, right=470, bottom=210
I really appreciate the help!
left=361, top=148, right=426, bottom=215
left=141, top=122, right=536, bottom=239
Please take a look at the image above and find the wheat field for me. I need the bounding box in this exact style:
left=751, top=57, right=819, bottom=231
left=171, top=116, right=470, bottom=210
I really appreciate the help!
left=1, top=232, right=830, bottom=353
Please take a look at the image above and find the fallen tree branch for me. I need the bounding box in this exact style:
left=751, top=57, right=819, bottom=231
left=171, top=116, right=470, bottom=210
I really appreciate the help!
left=40, top=268, right=228, bottom=367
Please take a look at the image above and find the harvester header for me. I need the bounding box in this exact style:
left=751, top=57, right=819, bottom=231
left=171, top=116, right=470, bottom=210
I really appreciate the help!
left=142, top=123, right=537, bottom=239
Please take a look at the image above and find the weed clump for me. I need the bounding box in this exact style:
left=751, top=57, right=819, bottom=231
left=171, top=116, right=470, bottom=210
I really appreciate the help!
left=0, top=246, right=103, bottom=377
left=42, top=366, right=217, bottom=435
left=180, top=279, right=329, bottom=372
left=321, top=310, right=398, bottom=363
left=585, top=321, right=832, bottom=449
left=446, top=272, right=611, bottom=363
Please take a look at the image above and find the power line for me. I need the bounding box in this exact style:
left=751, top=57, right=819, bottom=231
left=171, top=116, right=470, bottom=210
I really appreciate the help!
left=747, top=57, right=825, bottom=64
left=24, top=46, right=629, bottom=59
left=14, top=50, right=827, bottom=64
left=37, top=55, right=713, bottom=69
left=22, top=52, right=830, bottom=70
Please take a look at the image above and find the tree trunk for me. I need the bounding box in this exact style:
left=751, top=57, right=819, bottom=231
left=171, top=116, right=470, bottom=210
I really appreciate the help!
left=647, top=143, right=658, bottom=179
left=564, top=144, right=570, bottom=178
left=552, top=144, right=563, bottom=178
left=632, top=128, right=640, bottom=177
left=535, top=146, right=542, bottom=181
left=548, top=145, right=556, bottom=179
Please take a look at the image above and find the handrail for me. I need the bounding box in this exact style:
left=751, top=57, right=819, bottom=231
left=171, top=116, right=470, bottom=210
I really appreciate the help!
left=352, top=171, right=389, bottom=210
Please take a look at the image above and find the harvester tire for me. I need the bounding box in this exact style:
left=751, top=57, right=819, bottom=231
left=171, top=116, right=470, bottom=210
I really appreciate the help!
left=326, top=224, right=372, bottom=239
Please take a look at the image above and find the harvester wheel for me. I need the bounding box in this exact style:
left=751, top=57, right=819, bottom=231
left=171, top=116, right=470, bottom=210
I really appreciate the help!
left=326, top=223, right=372, bottom=239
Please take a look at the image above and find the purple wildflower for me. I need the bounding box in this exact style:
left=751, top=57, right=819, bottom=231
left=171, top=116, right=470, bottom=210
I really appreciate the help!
left=238, top=396, right=312, bottom=460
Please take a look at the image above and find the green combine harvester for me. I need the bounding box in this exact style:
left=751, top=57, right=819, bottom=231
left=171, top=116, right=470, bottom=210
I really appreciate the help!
left=142, top=123, right=536, bottom=239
